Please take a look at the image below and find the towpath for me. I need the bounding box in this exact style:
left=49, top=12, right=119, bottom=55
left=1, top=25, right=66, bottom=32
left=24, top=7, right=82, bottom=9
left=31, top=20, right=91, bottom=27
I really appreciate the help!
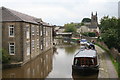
left=96, top=45, right=118, bottom=78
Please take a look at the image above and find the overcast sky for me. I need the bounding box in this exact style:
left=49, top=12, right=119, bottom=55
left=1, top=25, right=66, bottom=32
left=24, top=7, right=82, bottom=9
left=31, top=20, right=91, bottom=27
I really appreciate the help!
left=1, top=0, right=119, bottom=26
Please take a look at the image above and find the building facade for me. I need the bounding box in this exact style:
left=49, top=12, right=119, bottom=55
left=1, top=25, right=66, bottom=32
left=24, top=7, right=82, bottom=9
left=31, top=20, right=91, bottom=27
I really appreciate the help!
left=79, top=12, right=99, bottom=34
left=1, top=7, right=53, bottom=64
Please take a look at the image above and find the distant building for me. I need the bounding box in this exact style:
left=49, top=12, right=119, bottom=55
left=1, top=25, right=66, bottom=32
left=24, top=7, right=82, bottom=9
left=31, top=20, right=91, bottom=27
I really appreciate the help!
left=118, top=1, right=120, bottom=18
left=1, top=7, right=53, bottom=65
left=79, top=12, right=99, bottom=34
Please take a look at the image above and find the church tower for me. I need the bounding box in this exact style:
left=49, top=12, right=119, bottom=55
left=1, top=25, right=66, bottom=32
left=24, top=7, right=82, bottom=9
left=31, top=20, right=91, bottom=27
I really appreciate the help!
left=91, top=12, right=98, bottom=28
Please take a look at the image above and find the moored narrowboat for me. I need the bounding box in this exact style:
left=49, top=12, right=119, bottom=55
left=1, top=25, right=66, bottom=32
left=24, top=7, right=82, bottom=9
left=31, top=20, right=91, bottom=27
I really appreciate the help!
left=72, top=49, right=99, bottom=73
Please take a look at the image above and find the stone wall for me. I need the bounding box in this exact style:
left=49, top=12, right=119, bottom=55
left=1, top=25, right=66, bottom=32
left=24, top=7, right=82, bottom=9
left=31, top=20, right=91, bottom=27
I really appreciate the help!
left=2, top=22, right=23, bottom=62
left=97, top=41, right=120, bottom=62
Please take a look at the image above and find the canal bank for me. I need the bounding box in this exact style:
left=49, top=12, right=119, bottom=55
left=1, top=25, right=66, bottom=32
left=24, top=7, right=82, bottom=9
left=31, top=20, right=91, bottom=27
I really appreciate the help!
left=95, top=45, right=118, bottom=78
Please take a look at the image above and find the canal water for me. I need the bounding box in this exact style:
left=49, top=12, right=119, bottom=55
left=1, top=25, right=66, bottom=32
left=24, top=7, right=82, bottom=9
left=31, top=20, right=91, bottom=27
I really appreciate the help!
left=2, top=39, right=98, bottom=79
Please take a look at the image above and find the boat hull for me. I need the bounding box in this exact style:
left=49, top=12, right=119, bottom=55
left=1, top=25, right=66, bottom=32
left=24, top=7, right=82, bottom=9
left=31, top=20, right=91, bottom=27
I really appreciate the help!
left=72, top=65, right=99, bottom=73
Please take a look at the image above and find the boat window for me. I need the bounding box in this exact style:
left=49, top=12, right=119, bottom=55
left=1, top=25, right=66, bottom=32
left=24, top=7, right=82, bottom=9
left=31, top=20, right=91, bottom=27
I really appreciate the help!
left=74, top=58, right=77, bottom=65
left=94, top=57, right=97, bottom=65
left=74, top=58, right=80, bottom=66
left=86, top=59, right=89, bottom=65
left=89, top=58, right=95, bottom=65
left=74, top=57, right=97, bottom=66
left=81, top=58, right=84, bottom=65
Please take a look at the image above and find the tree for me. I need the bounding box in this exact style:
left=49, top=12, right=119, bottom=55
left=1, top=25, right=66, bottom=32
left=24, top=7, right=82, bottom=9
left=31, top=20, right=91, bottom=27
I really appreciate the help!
left=100, top=16, right=119, bottom=49
left=100, top=16, right=118, bottom=33
left=101, top=29, right=118, bottom=48
left=64, top=23, right=77, bottom=33
left=2, top=49, right=10, bottom=63
left=82, top=18, right=91, bottom=23
left=82, top=32, right=96, bottom=37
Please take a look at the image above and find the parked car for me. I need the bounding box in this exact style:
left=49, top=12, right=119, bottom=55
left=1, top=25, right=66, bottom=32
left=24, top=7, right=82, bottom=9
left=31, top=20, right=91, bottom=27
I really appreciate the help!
left=72, top=49, right=99, bottom=73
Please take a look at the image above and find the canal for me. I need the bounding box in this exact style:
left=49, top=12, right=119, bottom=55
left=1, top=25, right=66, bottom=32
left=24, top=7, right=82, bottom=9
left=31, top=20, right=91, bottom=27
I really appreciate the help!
left=2, top=39, right=98, bottom=79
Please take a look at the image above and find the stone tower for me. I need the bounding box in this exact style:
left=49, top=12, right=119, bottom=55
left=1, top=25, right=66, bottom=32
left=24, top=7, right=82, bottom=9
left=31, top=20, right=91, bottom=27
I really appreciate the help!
left=91, top=12, right=98, bottom=28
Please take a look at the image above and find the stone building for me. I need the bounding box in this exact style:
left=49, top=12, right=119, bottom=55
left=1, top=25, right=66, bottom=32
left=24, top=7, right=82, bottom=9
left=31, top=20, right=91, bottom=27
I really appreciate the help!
left=79, top=12, right=99, bottom=34
left=1, top=7, right=53, bottom=65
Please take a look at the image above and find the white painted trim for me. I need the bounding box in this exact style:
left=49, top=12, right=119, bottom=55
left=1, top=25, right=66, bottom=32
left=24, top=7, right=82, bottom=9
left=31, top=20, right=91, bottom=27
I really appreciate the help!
left=9, top=25, right=14, bottom=37
left=9, top=42, right=15, bottom=55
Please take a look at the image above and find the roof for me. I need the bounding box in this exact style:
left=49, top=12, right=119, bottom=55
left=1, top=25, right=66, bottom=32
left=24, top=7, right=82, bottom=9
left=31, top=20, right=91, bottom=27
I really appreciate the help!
left=1, top=7, right=39, bottom=24
left=75, top=49, right=97, bottom=58
left=0, top=7, right=53, bottom=26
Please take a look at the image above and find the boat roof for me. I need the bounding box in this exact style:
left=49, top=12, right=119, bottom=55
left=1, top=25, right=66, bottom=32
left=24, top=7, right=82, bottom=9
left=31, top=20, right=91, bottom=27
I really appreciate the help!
left=75, top=49, right=97, bottom=58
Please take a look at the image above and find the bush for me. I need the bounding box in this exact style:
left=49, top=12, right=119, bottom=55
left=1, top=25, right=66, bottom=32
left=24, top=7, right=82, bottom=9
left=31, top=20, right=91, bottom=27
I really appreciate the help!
left=101, top=29, right=118, bottom=49
left=88, top=32, right=96, bottom=37
left=82, top=32, right=96, bottom=37
left=2, top=49, right=10, bottom=63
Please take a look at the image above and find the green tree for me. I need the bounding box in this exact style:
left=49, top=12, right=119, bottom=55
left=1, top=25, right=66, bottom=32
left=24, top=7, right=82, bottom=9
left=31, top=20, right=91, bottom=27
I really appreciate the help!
left=101, top=29, right=118, bottom=48
left=100, top=16, right=120, bottom=76
left=82, top=32, right=96, bottom=37
left=82, top=18, right=91, bottom=23
left=117, top=19, right=120, bottom=52
left=2, top=49, right=10, bottom=63
left=100, top=16, right=119, bottom=49
left=100, top=16, right=118, bottom=33
left=64, top=23, right=77, bottom=33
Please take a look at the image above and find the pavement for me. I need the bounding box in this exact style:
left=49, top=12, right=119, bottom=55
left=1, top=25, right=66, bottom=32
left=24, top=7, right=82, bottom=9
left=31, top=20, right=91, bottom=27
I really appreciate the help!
left=95, top=45, right=118, bottom=78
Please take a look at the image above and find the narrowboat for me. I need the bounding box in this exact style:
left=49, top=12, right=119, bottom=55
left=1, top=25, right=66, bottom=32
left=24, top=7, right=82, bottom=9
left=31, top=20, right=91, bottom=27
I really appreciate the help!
left=72, top=49, right=99, bottom=73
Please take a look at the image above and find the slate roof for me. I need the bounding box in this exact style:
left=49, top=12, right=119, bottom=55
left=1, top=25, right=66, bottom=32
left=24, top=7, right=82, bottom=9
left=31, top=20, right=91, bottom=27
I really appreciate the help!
left=1, top=7, right=40, bottom=24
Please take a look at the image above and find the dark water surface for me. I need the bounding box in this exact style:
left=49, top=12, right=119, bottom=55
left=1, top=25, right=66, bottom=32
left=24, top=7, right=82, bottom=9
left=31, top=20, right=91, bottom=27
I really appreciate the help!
left=2, top=39, right=98, bottom=78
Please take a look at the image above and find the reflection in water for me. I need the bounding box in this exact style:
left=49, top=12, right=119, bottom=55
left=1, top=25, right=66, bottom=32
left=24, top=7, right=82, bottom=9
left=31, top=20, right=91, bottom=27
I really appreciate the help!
left=2, top=49, right=53, bottom=78
left=48, top=39, right=98, bottom=78
left=2, top=39, right=99, bottom=78
left=64, top=45, right=78, bottom=54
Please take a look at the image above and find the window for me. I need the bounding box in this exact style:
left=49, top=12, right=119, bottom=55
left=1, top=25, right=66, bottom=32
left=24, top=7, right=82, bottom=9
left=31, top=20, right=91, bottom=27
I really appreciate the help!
left=27, top=46, right=30, bottom=55
left=27, top=31, right=30, bottom=39
left=26, top=27, right=30, bottom=39
left=31, top=25, right=35, bottom=35
left=9, top=25, right=14, bottom=37
left=26, top=41, right=30, bottom=55
left=46, top=38, right=48, bottom=47
left=43, top=27, right=46, bottom=35
left=31, top=40, right=35, bottom=49
left=40, top=27, right=43, bottom=36
left=46, top=30, right=48, bottom=36
left=37, top=26, right=39, bottom=36
left=37, top=39, right=39, bottom=48
left=9, top=43, right=15, bottom=55
left=41, top=41, right=43, bottom=50
left=40, top=30, right=43, bottom=36
left=74, top=58, right=80, bottom=66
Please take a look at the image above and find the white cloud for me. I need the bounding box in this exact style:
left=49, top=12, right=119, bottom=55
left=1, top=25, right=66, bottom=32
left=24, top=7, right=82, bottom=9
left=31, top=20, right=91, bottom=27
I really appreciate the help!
left=1, top=0, right=119, bottom=25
